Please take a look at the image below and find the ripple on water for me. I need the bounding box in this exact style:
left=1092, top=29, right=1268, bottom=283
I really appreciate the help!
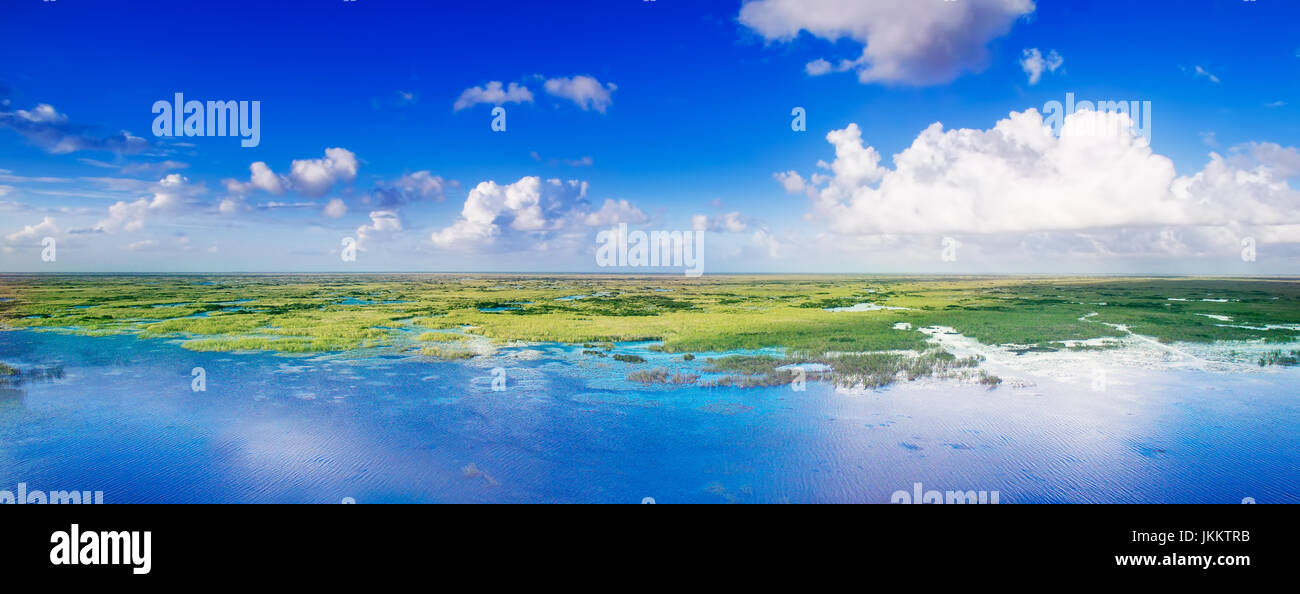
left=0, top=330, right=1297, bottom=503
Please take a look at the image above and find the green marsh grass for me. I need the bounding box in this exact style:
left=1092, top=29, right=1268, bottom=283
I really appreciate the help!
left=1, top=275, right=1296, bottom=363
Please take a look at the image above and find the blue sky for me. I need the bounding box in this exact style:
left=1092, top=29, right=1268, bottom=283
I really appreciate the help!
left=2, top=0, right=1298, bottom=273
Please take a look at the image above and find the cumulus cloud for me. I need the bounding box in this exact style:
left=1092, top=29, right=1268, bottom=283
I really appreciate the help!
left=289, top=148, right=359, bottom=197
left=695, top=211, right=752, bottom=233
left=1019, top=48, right=1063, bottom=85
left=95, top=174, right=203, bottom=233
left=453, top=81, right=534, bottom=111
left=0, top=102, right=148, bottom=154
left=365, top=171, right=456, bottom=208
left=543, top=75, right=617, bottom=113
left=584, top=198, right=648, bottom=227
left=5, top=216, right=58, bottom=245
left=218, top=196, right=243, bottom=215
left=739, top=0, right=1035, bottom=86
left=225, top=161, right=286, bottom=197
left=1227, top=142, right=1300, bottom=178
left=356, top=210, right=402, bottom=250
left=749, top=226, right=791, bottom=259
left=323, top=198, right=348, bottom=218
left=432, top=176, right=618, bottom=250
left=99, top=200, right=152, bottom=233
left=805, top=58, right=834, bottom=76
left=222, top=148, right=357, bottom=201
left=774, top=170, right=807, bottom=193
left=779, top=110, right=1300, bottom=251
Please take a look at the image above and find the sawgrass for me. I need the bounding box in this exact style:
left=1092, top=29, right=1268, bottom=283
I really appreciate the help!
left=0, top=275, right=1295, bottom=358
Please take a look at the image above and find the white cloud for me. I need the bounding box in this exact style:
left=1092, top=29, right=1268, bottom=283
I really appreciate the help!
left=356, top=209, right=402, bottom=250
left=453, top=81, right=534, bottom=111
left=366, top=170, right=455, bottom=207
left=1191, top=65, right=1221, bottom=84
left=98, top=199, right=151, bottom=233
left=223, top=148, right=358, bottom=201
left=805, top=58, right=833, bottom=76
left=739, top=0, right=1035, bottom=85
left=0, top=102, right=147, bottom=154
left=543, top=76, right=617, bottom=113
left=774, top=170, right=807, bottom=193
left=0, top=169, right=70, bottom=184
left=95, top=174, right=203, bottom=233
left=393, top=171, right=450, bottom=199
left=530, top=152, right=595, bottom=167
left=749, top=227, right=790, bottom=259
left=432, top=176, right=606, bottom=250
left=251, top=162, right=287, bottom=195
left=145, top=174, right=194, bottom=210
left=13, top=104, right=66, bottom=124
left=5, top=216, right=58, bottom=244
left=120, top=160, right=189, bottom=176
left=125, top=239, right=159, bottom=251
left=781, top=111, right=1300, bottom=245
left=258, top=201, right=315, bottom=209
left=323, top=198, right=348, bottom=218
left=584, top=199, right=648, bottom=227
left=224, top=162, right=285, bottom=197
left=1019, top=48, right=1063, bottom=85
left=696, top=211, right=752, bottom=233
left=1228, top=142, right=1300, bottom=178
left=289, top=148, right=359, bottom=197
left=218, top=198, right=242, bottom=215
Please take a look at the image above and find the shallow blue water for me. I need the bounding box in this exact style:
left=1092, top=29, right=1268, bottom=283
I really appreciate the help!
left=0, top=330, right=1296, bottom=503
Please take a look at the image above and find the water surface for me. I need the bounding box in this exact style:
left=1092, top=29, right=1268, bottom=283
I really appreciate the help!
left=0, top=330, right=1295, bottom=503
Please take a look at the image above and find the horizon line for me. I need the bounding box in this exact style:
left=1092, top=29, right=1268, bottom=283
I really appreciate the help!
left=1, top=271, right=1297, bottom=279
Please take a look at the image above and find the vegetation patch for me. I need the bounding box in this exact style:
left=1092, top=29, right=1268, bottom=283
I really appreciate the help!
left=627, top=368, right=700, bottom=384
left=1258, top=349, right=1300, bottom=367
left=703, top=348, right=983, bottom=389
left=416, top=332, right=468, bottom=342
left=0, top=275, right=1295, bottom=367
left=422, top=345, right=477, bottom=360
